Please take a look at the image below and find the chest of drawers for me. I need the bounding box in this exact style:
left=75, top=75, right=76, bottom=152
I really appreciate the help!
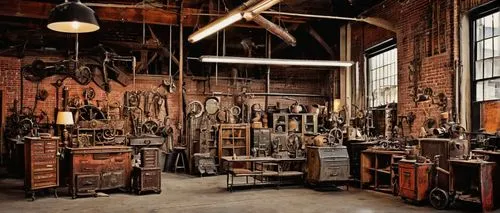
left=68, top=146, right=132, bottom=198
left=24, top=137, right=60, bottom=200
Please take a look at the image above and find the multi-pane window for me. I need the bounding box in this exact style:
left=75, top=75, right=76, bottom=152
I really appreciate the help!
left=474, top=11, right=500, bottom=102
left=368, top=48, right=398, bottom=107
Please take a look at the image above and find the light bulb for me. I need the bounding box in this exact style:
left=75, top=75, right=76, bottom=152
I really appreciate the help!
left=71, top=21, right=80, bottom=30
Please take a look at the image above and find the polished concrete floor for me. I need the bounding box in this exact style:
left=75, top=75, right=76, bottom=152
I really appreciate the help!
left=0, top=173, right=478, bottom=213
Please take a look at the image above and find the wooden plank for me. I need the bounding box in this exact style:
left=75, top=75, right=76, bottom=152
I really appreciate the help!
left=0, top=0, right=254, bottom=28
left=0, top=0, right=194, bottom=26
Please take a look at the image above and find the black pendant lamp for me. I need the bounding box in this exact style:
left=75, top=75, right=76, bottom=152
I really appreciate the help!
left=47, top=0, right=99, bottom=33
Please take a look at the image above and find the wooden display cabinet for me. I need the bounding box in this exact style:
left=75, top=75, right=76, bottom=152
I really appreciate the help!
left=271, top=113, right=318, bottom=135
left=24, top=137, right=60, bottom=201
left=360, top=149, right=405, bottom=194
left=398, top=159, right=432, bottom=202
left=218, top=124, right=250, bottom=166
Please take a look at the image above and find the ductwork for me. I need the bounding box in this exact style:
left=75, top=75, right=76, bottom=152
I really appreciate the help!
left=243, top=13, right=296, bottom=46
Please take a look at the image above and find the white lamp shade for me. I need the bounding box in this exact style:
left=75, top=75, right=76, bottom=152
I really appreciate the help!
left=56, top=111, right=75, bottom=125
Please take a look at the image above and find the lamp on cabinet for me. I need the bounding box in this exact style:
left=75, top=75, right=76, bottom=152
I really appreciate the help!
left=56, top=111, right=74, bottom=147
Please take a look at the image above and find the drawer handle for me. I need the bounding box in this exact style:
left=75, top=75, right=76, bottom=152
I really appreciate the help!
left=83, top=181, right=94, bottom=186
left=143, top=140, right=152, bottom=145
left=403, top=172, right=411, bottom=177
left=46, top=165, right=53, bottom=168
left=115, top=158, right=124, bottom=162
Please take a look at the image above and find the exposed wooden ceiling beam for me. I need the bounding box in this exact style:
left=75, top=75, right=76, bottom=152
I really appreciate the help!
left=0, top=0, right=268, bottom=28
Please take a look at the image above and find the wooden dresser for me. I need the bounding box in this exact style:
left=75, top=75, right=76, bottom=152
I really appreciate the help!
left=68, top=146, right=132, bottom=198
left=24, top=137, right=60, bottom=201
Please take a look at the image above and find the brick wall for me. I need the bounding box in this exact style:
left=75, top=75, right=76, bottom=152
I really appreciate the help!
left=350, top=0, right=496, bottom=137
left=0, top=56, right=329, bottom=146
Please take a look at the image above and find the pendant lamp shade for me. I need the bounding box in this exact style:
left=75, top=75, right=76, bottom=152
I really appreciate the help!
left=47, top=0, right=100, bottom=33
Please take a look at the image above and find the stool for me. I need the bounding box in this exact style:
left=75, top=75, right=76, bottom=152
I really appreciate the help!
left=173, top=147, right=186, bottom=173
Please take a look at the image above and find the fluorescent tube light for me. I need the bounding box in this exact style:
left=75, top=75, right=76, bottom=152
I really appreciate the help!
left=188, top=13, right=243, bottom=43
left=245, top=0, right=282, bottom=14
left=198, top=56, right=354, bottom=67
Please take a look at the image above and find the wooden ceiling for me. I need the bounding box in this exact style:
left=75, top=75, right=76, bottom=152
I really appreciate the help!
left=0, top=0, right=382, bottom=64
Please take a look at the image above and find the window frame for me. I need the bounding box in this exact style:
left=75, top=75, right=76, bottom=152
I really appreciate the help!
left=469, top=3, right=500, bottom=131
left=365, top=39, right=398, bottom=108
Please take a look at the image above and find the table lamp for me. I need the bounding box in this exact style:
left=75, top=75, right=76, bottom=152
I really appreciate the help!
left=56, top=111, right=74, bottom=147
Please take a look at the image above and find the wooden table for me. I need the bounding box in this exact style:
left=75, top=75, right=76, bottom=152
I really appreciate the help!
left=221, top=156, right=306, bottom=191
left=449, top=159, right=496, bottom=212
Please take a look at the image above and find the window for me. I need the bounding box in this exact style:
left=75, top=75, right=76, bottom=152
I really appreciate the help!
left=473, top=11, right=500, bottom=102
left=368, top=48, right=398, bottom=107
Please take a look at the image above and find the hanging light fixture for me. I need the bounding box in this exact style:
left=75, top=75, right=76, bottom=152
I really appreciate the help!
left=198, top=56, right=354, bottom=67
left=47, top=0, right=100, bottom=33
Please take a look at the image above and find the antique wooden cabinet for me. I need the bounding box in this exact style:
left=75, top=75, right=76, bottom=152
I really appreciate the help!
left=218, top=124, right=250, bottom=165
left=306, top=146, right=350, bottom=184
left=132, top=167, right=162, bottom=194
left=24, top=137, right=60, bottom=200
left=68, top=146, right=132, bottom=198
left=398, top=159, right=432, bottom=202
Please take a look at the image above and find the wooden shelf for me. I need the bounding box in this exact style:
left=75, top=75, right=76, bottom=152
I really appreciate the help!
left=368, top=168, right=391, bottom=174
left=222, top=146, right=247, bottom=149
left=218, top=124, right=250, bottom=166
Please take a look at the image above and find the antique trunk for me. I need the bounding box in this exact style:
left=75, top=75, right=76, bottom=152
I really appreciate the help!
left=140, top=148, right=160, bottom=168
left=132, top=167, right=162, bottom=194
left=24, top=137, right=60, bottom=200
left=398, top=159, right=432, bottom=202
left=306, top=146, right=350, bottom=184
left=68, top=146, right=132, bottom=198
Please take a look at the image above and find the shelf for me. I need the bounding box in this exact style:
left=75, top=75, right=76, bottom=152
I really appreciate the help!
left=222, top=146, right=247, bottom=149
left=456, top=194, right=481, bottom=204
left=368, top=168, right=391, bottom=175
left=221, top=127, right=247, bottom=130
left=279, top=171, right=304, bottom=177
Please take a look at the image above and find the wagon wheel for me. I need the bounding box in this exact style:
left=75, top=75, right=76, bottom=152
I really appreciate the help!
left=327, top=128, right=343, bottom=146
left=142, top=120, right=159, bottom=135
left=78, top=105, right=106, bottom=121
left=19, top=118, right=34, bottom=136
left=429, top=188, right=449, bottom=210
left=74, top=66, right=93, bottom=85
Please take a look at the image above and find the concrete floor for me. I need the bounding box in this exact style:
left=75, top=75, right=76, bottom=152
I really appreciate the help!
left=0, top=173, right=477, bottom=213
